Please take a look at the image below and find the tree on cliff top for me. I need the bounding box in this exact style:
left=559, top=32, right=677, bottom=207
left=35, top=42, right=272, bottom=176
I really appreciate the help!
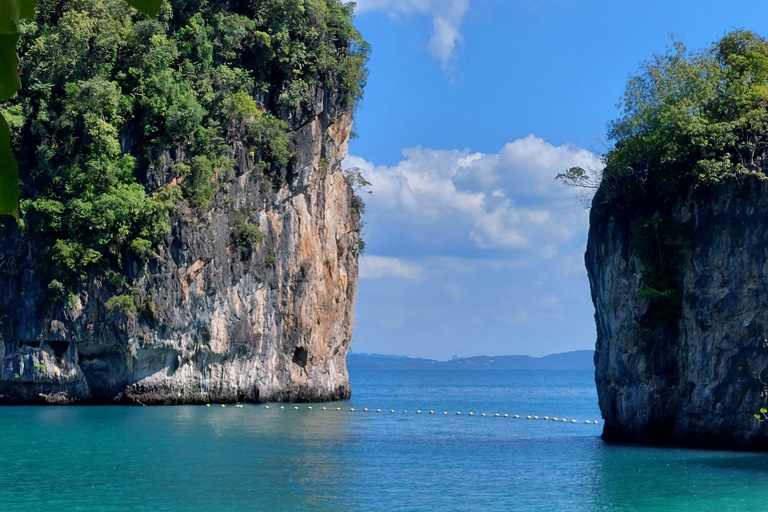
left=605, top=30, right=768, bottom=186
left=0, top=0, right=368, bottom=297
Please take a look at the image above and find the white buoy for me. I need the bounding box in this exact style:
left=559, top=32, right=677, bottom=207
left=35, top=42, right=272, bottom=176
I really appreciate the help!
left=534, top=416, right=539, bottom=420
left=417, top=410, right=421, bottom=414
left=571, top=419, right=576, bottom=423
left=495, top=413, right=500, bottom=417
left=350, top=408, right=355, bottom=411
left=527, top=415, right=531, bottom=419
left=308, top=406, right=312, bottom=410
left=265, top=406, right=269, bottom=409
left=469, top=412, right=474, bottom=416
left=504, top=414, right=508, bottom=418
left=281, top=406, right=284, bottom=409
left=336, top=407, right=341, bottom=410
left=457, top=412, right=461, bottom=415
left=553, top=417, right=558, bottom=421
left=443, top=411, right=448, bottom=415
left=544, top=416, right=549, bottom=420
left=562, top=418, right=566, bottom=422
left=206, top=404, right=210, bottom=407
left=391, top=410, right=395, bottom=413
left=221, top=404, right=226, bottom=407
left=481, top=413, right=486, bottom=417
left=322, top=407, right=326, bottom=410
left=377, top=409, right=381, bottom=412
left=586, top=420, right=591, bottom=424
left=295, top=406, right=299, bottom=410
left=364, top=408, right=369, bottom=412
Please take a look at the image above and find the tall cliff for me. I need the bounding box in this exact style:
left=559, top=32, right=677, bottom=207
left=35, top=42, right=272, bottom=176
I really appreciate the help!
left=588, top=176, right=768, bottom=449
left=0, top=0, right=367, bottom=404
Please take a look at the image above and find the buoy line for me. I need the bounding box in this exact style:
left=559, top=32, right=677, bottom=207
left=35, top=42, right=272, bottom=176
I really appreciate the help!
left=209, top=404, right=600, bottom=425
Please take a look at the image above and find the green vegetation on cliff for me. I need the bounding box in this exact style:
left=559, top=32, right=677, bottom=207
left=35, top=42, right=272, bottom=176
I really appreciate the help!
left=1, top=0, right=368, bottom=293
left=606, top=30, right=768, bottom=184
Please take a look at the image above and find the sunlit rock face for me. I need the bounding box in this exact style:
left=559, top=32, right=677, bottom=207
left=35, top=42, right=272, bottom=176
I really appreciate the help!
left=0, top=86, right=361, bottom=405
left=588, top=176, right=768, bottom=449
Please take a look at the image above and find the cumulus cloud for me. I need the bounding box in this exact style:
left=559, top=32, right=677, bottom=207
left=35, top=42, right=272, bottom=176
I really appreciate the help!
left=345, top=134, right=599, bottom=257
left=360, top=255, right=423, bottom=280
left=354, top=0, right=470, bottom=69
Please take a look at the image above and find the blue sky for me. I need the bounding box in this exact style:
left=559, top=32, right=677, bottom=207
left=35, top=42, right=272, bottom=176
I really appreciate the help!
left=345, top=0, right=768, bottom=359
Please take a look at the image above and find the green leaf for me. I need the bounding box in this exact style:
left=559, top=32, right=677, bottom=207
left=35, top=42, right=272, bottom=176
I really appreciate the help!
left=761, top=407, right=767, bottom=414
left=122, top=0, right=163, bottom=16
left=0, top=0, right=21, bottom=102
left=0, top=32, right=20, bottom=102
left=0, top=112, right=19, bottom=218
left=756, top=414, right=763, bottom=420
left=17, top=0, right=37, bottom=19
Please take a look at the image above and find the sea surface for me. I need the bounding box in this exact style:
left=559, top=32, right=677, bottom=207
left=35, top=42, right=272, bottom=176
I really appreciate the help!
left=1, top=368, right=768, bottom=511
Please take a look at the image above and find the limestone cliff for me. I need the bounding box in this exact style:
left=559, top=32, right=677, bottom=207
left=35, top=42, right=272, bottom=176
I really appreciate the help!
left=588, top=175, right=768, bottom=449
left=0, top=90, right=359, bottom=405
left=0, top=0, right=365, bottom=405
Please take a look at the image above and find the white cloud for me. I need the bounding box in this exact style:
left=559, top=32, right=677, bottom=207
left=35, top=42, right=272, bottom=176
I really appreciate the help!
left=354, top=0, right=470, bottom=69
left=359, top=255, right=423, bottom=280
left=345, top=134, right=600, bottom=257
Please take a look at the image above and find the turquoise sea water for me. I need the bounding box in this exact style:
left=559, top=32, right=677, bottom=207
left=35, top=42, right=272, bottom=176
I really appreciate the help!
left=1, top=368, right=768, bottom=511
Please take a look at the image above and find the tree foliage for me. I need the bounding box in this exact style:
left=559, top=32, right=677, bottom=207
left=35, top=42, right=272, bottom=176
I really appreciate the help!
left=0, top=0, right=368, bottom=290
left=605, top=30, right=768, bottom=185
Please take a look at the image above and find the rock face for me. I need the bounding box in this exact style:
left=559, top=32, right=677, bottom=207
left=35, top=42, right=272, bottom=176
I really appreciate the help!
left=0, top=89, right=361, bottom=405
left=588, top=176, right=768, bottom=449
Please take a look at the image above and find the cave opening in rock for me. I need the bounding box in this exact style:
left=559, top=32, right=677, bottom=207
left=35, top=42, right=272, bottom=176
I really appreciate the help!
left=293, top=347, right=308, bottom=368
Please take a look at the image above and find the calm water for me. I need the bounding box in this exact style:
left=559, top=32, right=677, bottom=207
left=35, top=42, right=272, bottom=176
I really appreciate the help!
left=1, top=368, right=768, bottom=511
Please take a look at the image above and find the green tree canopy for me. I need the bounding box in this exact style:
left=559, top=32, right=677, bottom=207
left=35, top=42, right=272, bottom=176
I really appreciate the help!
left=605, top=30, right=768, bottom=185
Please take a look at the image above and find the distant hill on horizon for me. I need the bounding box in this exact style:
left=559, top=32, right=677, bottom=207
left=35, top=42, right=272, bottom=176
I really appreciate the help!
left=347, top=350, right=594, bottom=370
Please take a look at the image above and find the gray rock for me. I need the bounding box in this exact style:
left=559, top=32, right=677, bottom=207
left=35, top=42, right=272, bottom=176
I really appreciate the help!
left=0, top=91, right=360, bottom=405
left=587, top=175, right=768, bottom=449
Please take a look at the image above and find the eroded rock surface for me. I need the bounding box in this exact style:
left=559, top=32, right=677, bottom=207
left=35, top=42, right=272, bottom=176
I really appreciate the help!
left=588, top=177, right=768, bottom=449
left=0, top=91, right=361, bottom=405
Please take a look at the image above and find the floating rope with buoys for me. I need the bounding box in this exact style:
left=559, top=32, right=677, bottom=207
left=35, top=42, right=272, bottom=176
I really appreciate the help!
left=206, top=404, right=601, bottom=424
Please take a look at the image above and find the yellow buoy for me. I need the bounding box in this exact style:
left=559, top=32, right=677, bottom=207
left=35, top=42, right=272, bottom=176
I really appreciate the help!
left=322, top=407, right=326, bottom=410
left=336, top=407, right=341, bottom=410
left=221, top=404, right=226, bottom=407
left=206, top=404, right=210, bottom=407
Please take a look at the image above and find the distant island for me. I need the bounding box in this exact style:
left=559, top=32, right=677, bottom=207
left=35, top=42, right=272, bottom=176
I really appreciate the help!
left=347, top=350, right=594, bottom=370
